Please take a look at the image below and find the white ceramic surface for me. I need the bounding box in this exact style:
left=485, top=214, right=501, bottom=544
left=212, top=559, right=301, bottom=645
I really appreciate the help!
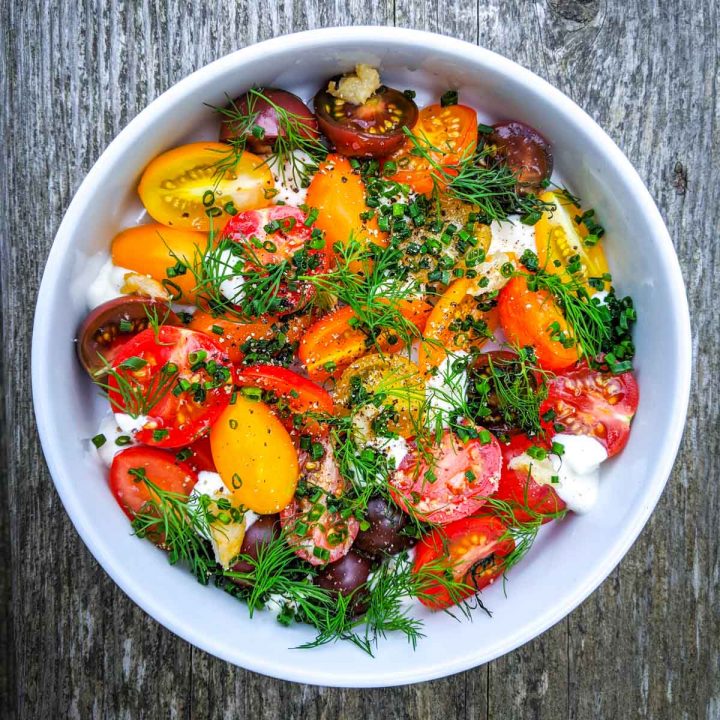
left=32, top=27, right=691, bottom=687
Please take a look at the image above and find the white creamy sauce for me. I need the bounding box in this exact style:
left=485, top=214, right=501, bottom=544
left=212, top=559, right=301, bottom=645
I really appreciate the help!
left=267, top=151, right=311, bottom=206
left=369, top=435, right=410, bottom=470
left=488, top=217, right=537, bottom=258
left=188, top=471, right=230, bottom=543
left=86, top=257, right=134, bottom=310
left=550, top=434, right=608, bottom=513
left=114, top=413, right=149, bottom=434
left=425, top=352, right=469, bottom=429
left=93, top=412, right=137, bottom=467
left=210, top=247, right=245, bottom=303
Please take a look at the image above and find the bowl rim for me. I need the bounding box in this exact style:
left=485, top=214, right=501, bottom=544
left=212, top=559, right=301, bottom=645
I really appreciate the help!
left=31, top=25, right=692, bottom=687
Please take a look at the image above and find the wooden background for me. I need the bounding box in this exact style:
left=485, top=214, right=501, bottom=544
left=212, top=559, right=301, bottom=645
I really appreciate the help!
left=1, top=1, right=718, bottom=717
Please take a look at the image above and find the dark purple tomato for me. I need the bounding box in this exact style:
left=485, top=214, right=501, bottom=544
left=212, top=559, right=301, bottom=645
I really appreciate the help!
left=76, top=297, right=179, bottom=379
left=488, top=121, right=553, bottom=189
left=353, top=496, right=416, bottom=558
left=314, top=550, right=372, bottom=597
left=231, top=514, right=281, bottom=577
left=314, top=86, right=418, bottom=158
left=219, top=88, right=319, bottom=154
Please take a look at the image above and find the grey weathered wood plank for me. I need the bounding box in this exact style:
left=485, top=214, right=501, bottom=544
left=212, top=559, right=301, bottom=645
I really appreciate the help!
left=1, top=1, right=718, bottom=718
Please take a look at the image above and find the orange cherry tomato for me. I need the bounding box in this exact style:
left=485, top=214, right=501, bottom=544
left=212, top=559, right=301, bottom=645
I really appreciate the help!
left=210, top=396, right=299, bottom=514
left=188, top=310, right=312, bottom=364
left=138, top=142, right=274, bottom=231
left=305, top=154, right=387, bottom=272
left=298, top=300, right=432, bottom=381
left=497, top=275, right=579, bottom=371
left=418, top=278, right=499, bottom=375
left=111, top=224, right=208, bottom=302
left=386, top=104, right=478, bottom=195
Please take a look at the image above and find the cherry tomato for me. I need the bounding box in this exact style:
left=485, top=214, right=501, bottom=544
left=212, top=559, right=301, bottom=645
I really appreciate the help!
left=181, top=434, right=217, bottom=473
left=111, top=224, right=208, bottom=302
left=540, top=365, right=639, bottom=457
left=487, top=121, right=552, bottom=189
left=498, top=275, right=580, bottom=371
left=298, top=300, right=431, bottom=381
left=315, top=550, right=372, bottom=598
left=496, top=435, right=566, bottom=523
left=77, top=297, right=180, bottom=379
left=107, top=327, right=235, bottom=448
left=219, top=88, right=319, bottom=155
left=353, top=496, right=416, bottom=558
left=314, top=86, right=418, bottom=157
left=138, top=142, right=274, bottom=231
left=534, top=191, right=610, bottom=291
left=280, top=439, right=359, bottom=565
left=220, top=205, right=331, bottom=315
left=230, top=515, right=281, bottom=580
left=305, top=154, right=388, bottom=271
left=109, top=446, right=197, bottom=520
left=210, top=395, right=299, bottom=514
left=390, top=428, right=502, bottom=524
left=413, top=516, right=514, bottom=610
left=188, top=310, right=311, bottom=364
left=386, top=104, right=478, bottom=195
left=334, top=354, right=425, bottom=438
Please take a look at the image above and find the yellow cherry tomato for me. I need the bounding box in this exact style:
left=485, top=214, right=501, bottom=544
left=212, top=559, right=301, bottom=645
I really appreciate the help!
left=535, top=191, right=610, bottom=292
left=111, top=224, right=208, bottom=301
left=306, top=154, right=387, bottom=274
left=138, top=142, right=274, bottom=231
left=334, top=355, right=424, bottom=438
left=210, top=396, right=299, bottom=514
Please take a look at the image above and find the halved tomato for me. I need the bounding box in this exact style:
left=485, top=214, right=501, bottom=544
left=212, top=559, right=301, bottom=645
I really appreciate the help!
left=107, top=326, right=235, bottom=448
left=298, top=300, right=432, bottom=381
left=109, top=446, right=197, bottom=520
left=497, top=275, right=580, bottom=371
left=413, top=515, right=514, bottom=610
left=539, top=365, right=639, bottom=457
left=385, top=104, right=478, bottom=195
left=496, top=435, right=566, bottom=523
left=390, top=428, right=502, bottom=525
left=138, top=142, right=274, bottom=231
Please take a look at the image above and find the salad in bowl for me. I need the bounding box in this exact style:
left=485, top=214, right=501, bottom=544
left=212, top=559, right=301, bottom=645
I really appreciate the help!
left=73, top=62, right=639, bottom=654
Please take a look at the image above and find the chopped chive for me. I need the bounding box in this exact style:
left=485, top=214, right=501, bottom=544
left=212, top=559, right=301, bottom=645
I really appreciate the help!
left=91, top=434, right=106, bottom=448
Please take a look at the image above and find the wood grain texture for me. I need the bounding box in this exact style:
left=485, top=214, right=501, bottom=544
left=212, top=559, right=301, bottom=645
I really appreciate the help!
left=1, top=1, right=717, bottom=718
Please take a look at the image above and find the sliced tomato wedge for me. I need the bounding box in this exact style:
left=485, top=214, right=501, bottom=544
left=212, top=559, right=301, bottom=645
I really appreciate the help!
left=496, top=435, right=566, bottom=523
left=110, top=446, right=197, bottom=520
left=390, top=428, right=502, bottom=524
left=385, top=104, right=478, bottom=195
left=220, top=205, right=332, bottom=316
left=298, top=300, right=432, bottom=381
left=280, top=439, right=359, bottom=565
left=539, top=365, right=639, bottom=457
left=413, top=516, right=514, bottom=610
left=107, top=327, right=236, bottom=448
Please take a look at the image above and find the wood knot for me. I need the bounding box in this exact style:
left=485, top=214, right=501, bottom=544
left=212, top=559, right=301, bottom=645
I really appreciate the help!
left=672, top=162, right=688, bottom=195
left=548, top=0, right=600, bottom=23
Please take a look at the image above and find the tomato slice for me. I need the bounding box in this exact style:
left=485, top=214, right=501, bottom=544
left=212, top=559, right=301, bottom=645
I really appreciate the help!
left=539, top=365, right=639, bottom=457
left=314, top=86, right=418, bottom=157
left=413, top=516, right=514, bottom=610
left=496, top=435, right=566, bottom=523
left=298, top=300, right=432, bottom=381
left=390, top=428, right=502, bottom=524
left=305, top=154, right=388, bottom=270
left=386, top=104, right=478, bottom=195
left=138, top=142, right=274, bottom=231
left=497, top=275, right=580, bottom=371
left=219, top=205, right=331, bottom=316
left=280, top=439, right=359, bottom=565
left=107, top=327, right=236, bottom=448
left=109, top=446, right=197, bottom=520
left=180, top=435, right=217, bottom=473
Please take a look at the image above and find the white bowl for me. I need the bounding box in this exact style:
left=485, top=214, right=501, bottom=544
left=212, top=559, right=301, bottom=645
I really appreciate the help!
left=32, top=27, right=691, bottom=687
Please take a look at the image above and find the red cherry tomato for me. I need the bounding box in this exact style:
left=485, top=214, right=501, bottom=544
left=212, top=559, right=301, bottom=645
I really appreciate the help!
left=487, top=121, right=553, bottom=189
left=219, top=88, right=319, bottom=155
left=107, top=327, right=235, bottom=449
left=413, top=516, right=514, bottom=610
left=540, top=366, right=639, bottom=457
left=314, top=86, right=418, bottom=157
left=220, top=206, right=331, bottom=316
left=181, top=435, right=217, bottom=473
left=280, top=439, right=359, bottom=565
left=390, top=428, right=502, bottom=525
left=109, top=446, right=197, bottom=520
left=496, top=435, right=566, bottom=523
